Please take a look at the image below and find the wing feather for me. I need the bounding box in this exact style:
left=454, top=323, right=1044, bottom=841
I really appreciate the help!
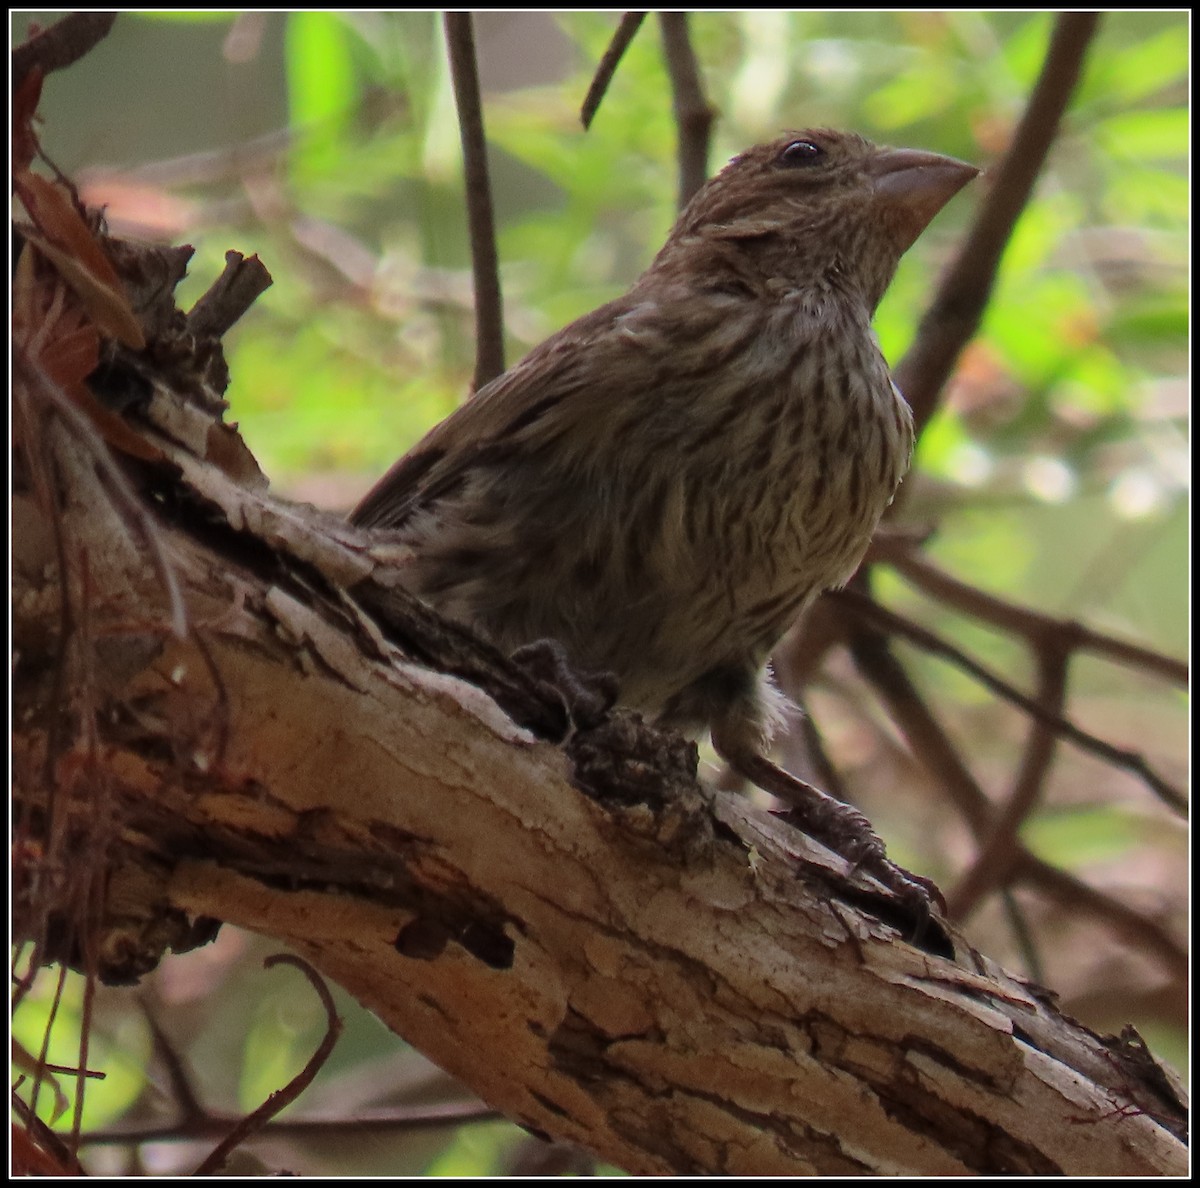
left=350, top=292, right=661, bottom=529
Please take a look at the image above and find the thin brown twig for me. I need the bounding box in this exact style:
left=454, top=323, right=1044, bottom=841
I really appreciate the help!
left=833, top=588, right=1186, bottom=814
left=443, top=12, right=505, bottom=391
left=658, top=12, right=715, bottom=209
left=843, top=586, right=1185, bottom=978
left=999, top=887, right=1045, bottom=985
left=139, top=998, right=207, bottom=1122
left=194, top=955, right=344, bottom=1175
left=786, top=696, right=848, bottom=803
left=842, top=597, right=1048, bottom=971
left=772, top=602, right=861, bottom=800
left=82, top=993, right=493, bottom=1149
left=26, top=965, right=72, bottom=1133
left=580, top=12, right=648, bottom=129
left=11, top=1088, right=84, bottom=1175
left=1014, top=852, right=1188, bottom=982
left=80, top=1101, right=501, bottom=1147
left=14, top=351, right=189, bottom=639
left=893, top=12, right=1103, bottom=437
left=842, top=603, right=995, bottom=838
left=949, top=647, right=1070, bottom=918
left=72, top=914, right=101, bottom=1158
left=880, top=546, right=1188, bottom=688
left=83, top=128, right=294, bottom=189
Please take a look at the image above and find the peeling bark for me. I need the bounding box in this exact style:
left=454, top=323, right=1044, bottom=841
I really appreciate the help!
left=11, top=237, right=1188, bottom=1176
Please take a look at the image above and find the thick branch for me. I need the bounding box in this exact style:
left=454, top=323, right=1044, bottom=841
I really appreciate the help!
left=11, top=339, right=1187, bottom=1173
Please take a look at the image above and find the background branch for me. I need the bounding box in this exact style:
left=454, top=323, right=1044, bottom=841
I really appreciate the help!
left=834, top=588, right=1185, bottom=812
left=950, top=647, right=1069, bottom=917
left=193, top=956, right=343, bottom=1174
left=881, top=548, right=1188, bottom=687
left=658, top=13, right=715, bottom=209
left=841, top=599, right=1186, bottom=982
left=580, top=12, right=648, bottom=129
left=444, top=12, right=505, bottom=390
left=893, top=11, right=1103, bottom=436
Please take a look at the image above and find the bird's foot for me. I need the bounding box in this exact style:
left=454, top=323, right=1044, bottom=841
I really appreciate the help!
left=511, top=639, right=619, bottom=731
left=734, top=751, right=945, bottom=918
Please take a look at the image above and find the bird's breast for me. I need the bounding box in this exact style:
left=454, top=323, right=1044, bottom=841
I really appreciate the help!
left=664, top=325, right=913, bottom=656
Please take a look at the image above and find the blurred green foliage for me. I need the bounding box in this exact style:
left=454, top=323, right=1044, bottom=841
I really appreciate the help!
left=12, top=9, right=1188, bottom=1176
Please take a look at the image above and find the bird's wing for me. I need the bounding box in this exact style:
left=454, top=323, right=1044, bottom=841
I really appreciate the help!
left=350, top=292, right=668, bottom=530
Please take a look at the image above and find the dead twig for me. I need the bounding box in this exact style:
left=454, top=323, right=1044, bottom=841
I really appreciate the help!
left=658, top=13, right=715, bottom=209
left=833, top=588, right=1185, bottom=814
left=894, top=12, right=1103, bottom=436
left=81, top=1100, right=499, bottom=1148
left=881, top=547, right=1187, bottom=688
left=444, top=12, right=505, bottom=390
left=952, top=647, right=1069, bottom=929
left=580, top=12, right=648, bottom=129
left=193, top=955, right=343, bottom=1175
left=1012, top=853, right=1187, bottom=982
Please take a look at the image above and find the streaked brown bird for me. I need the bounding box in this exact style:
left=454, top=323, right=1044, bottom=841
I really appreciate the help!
left=353, top=129, right=978, bottom=902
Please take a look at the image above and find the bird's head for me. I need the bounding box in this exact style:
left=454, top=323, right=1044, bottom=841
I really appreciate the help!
left=653, top=129, right=979, bottom=311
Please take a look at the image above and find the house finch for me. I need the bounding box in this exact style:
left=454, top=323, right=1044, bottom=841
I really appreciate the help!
left=353, top=130, right=977, bottom=904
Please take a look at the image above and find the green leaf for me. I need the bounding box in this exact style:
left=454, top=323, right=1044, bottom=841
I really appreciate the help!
left=12, top=969, right=151, bottom=1131
left=423, top=1120, right=524, bottom=1176
left=1097, top=109, right=1189, bottom=161
left=1093, top=24, right=1189, bottom=105
left=286, top=12, right=361, bottom=182
left=1021, top=805, right=1149, bottom=868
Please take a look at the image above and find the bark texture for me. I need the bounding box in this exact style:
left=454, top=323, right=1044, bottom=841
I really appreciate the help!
left=11, top=241, right=1188, bottom=1177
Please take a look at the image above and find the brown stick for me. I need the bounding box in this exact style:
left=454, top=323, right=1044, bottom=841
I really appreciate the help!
left=880, top=547, right=1188, bottom=687
left=444, top=13, right=505, bottom=391
left=950, top=646, right=1069, bottom=917
left=842, top=607, right=1186, bottom=979
left=894, top=12, right=1103, bottom=435
left=833, top=588, right=1185, bottom=813
left=658, top=13, right=715, bottom=209
left=580, top=12, right=649, bottom=129
left=193, top=956, right=343, bottom=1174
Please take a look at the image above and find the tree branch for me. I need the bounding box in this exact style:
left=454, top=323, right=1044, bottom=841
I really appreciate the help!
left=193, top=956, right=343, bottom=1174
left=834, top=588, right=1185, bottom=813
left=880, top=546, right=1188, bottom=687
left=658, top=13, right=715, bottom=209
left=444, top=12, right=505, bottom=390
left=894, top=12, right=1103, bottom=436
left=580, top=13, right=648, bottom=130
left=951, top=646, right=1069, bottom=918
left=12, top=277, right=1186, bottom=1171
left=840, top=598, right=1186, bottom=981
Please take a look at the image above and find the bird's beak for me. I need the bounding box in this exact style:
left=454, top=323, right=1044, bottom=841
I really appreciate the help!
left=869, top=148, right=980, bottom=251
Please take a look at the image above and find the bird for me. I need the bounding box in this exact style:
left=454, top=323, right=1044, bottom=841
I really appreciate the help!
left=352, top=129, right=978, bottom=904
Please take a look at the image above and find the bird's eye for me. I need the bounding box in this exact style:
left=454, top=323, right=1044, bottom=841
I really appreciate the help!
left=777, top=140, right=825, bottom=167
